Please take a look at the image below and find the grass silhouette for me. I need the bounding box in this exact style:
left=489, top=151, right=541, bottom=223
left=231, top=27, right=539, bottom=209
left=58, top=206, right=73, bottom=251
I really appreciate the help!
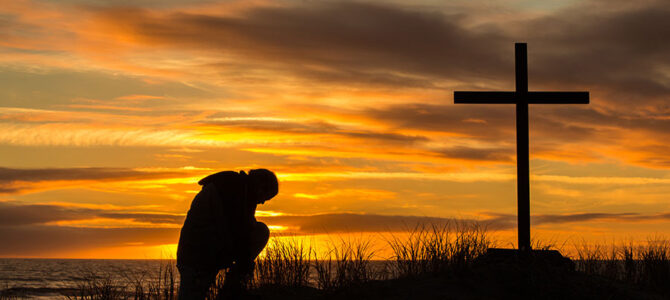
left=15, top=224, right=667, bottom=299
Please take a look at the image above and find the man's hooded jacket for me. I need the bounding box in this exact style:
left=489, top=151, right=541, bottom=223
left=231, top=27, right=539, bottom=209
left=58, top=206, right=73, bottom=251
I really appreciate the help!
left=177, top=171, right=257, bottom=269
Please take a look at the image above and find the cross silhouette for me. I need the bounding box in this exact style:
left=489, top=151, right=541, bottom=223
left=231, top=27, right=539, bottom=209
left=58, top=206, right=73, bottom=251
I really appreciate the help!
left=454, top=43, right=589, bottom=252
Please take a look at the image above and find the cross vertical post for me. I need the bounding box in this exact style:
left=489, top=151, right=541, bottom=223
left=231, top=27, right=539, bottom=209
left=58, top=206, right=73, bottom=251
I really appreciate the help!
left=453, top=43, right=589, bottom=254
left=515, top=43, right=530, bottom=252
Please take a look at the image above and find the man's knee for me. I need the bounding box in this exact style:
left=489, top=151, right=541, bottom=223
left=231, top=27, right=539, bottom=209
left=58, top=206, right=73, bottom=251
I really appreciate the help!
left=249, top=222, right=269, bottom=257
left=254, top=221, right=270, bottom=243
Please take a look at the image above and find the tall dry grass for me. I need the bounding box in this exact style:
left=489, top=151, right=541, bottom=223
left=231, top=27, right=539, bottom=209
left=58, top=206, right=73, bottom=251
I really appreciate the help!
left=573, top=238, right=670, bottom=294
left=387, top=222, right=492, bottom=277
left=313, top=237, right=385, bottom=291
left=51, top=228, right=670, bottom=298
left=252, top=238, right=313, bottom=288
left=64, top=260, right=177, bottom=300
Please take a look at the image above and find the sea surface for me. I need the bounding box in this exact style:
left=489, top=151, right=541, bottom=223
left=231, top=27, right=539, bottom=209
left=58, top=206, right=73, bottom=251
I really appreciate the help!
left=0, top=259, right=176, bottom=299
left=0, top=258, right=394, bottom=299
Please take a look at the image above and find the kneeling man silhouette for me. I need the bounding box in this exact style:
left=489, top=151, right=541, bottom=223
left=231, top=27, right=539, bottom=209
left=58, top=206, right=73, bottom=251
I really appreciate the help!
left=177, top=169, right=278, bottom=299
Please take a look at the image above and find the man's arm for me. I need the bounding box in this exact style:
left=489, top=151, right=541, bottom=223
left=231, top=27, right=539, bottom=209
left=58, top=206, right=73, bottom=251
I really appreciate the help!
left=235, top=192, right=258, bottom=260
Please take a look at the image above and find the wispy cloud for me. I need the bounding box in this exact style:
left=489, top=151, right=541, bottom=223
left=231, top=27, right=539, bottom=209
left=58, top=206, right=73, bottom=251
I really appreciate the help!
left=0, top=225, right=178, bottom=256
left=0, top=167, right=199, bottom=194
left=533, top=174, right=670, bottom=185
left=6, top=202, right=668, bottom=233
left=2, top=0, right=670, bottom=257
left=278, top=171, right=515, bottom=182
left=89, top=2, right=508, bottom=87
left=0, top=202, right=184, bottom=226
left=200, top=117, right=428, bottom=144
left=2, top=200, right=670, bottom=256
left=75, top=0, right=670, bottom=103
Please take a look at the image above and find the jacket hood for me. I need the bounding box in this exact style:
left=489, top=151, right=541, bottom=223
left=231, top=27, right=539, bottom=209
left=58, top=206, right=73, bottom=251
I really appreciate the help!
left=198, top=170, right=246, bottom=186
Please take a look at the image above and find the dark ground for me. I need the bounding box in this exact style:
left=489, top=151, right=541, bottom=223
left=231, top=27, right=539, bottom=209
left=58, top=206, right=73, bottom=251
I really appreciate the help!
left=246, top=252, right=668, bottom=300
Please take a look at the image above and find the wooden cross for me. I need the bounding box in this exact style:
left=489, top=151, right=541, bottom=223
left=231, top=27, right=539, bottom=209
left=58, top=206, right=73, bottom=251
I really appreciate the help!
left=454, top=43, right=589, bottom=252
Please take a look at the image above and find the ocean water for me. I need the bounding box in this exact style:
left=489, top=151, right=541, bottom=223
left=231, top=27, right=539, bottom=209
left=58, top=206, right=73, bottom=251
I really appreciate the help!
left=0, top=259, right=393, bottom=299
left=0, top=259, right=175, bottom=299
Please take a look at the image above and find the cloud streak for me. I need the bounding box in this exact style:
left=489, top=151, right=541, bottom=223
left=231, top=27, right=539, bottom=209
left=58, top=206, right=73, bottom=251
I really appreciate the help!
left=0, top=225, right=179, bottom=256
left=0, top=167, right=194, bottom=194
left=201, top=117, right=428, bottom=144
left=3, top=0, right=670, bottom=168
left=0, top=202, right=184, bottom=226
left=2, top=0, right=670, bottom=257
left=3, top=201, right=669, bottom=232
left=84, top=0, right=670, bottom=104
left=2, top=201, right=670, bottom=255
left=93, top=2, right=509, bottom=87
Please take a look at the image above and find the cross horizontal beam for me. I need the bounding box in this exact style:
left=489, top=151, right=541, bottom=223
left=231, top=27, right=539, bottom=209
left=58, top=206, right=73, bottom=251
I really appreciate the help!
left=454, top=91, right=589, bottom=104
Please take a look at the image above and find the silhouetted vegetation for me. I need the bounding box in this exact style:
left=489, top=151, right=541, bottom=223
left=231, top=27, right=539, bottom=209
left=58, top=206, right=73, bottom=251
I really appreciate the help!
left=253, top=238, right=313, bottom=288
left=8, top=226, right=668, bottom=299
left=387, top=222, right=492, bottom=277
left=62, top=261, right=176, bottom=300
left=312, top=237, right=386, bottom=291
left=574, top=238, right=670, bottom=295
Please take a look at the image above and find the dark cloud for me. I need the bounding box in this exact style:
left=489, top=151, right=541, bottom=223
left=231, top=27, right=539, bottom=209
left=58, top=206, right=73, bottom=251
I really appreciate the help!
left=539, top=107, right=670, bottom=139
left=259, top=213, right=516, bottom=234
left=533, top=213, right=640, bottom=224
left=0, top=167, right=179, bottom=182
left=532, top=212, right=670, bottom=225
left=0, top=225, right=178, bottom=256
left=0, top=203, right=95, bottom=226
left=531, top=112, right=601, bottom=142
left=0, top=167, right=186, bottom=194
left=262, top=211, right=670, bottom=235
left=0, top=202, right=184, bottom=226
left=4, top=201, right=668, bottom=232
left=363, top=103, right=606, bottom=152
left=2, top=204, right=670, bottom=255
left=99, top=213, right=185, bottom=225
left=436, top=146, right=514, bottom=162
left=365, top=103, right=514, bottom=140
left=366, top=102, right=670, bottom=165
left=87, top=0, right=670, bottom=167
left=523, top=1, right=670, bottom=103
left=97, top=2, right=510, bottom=87
left=530, top=107, right=670, bottom=166
left=98, top=1, right=670, bottom=104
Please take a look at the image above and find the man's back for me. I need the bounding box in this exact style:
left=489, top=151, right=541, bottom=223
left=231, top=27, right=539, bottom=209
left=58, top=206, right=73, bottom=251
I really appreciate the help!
left=177, top=171, right=255, bottom=269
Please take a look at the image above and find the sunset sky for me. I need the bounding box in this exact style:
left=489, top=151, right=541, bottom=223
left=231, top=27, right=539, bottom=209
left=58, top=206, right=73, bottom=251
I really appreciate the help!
left=1, top=0, right=669, bottom=258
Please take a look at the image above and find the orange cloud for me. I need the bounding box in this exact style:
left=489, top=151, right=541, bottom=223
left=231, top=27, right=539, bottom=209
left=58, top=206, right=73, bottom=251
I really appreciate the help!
left=2, top=0, right=670, bottom=259
left=0, top=166, right=204, bottom=194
